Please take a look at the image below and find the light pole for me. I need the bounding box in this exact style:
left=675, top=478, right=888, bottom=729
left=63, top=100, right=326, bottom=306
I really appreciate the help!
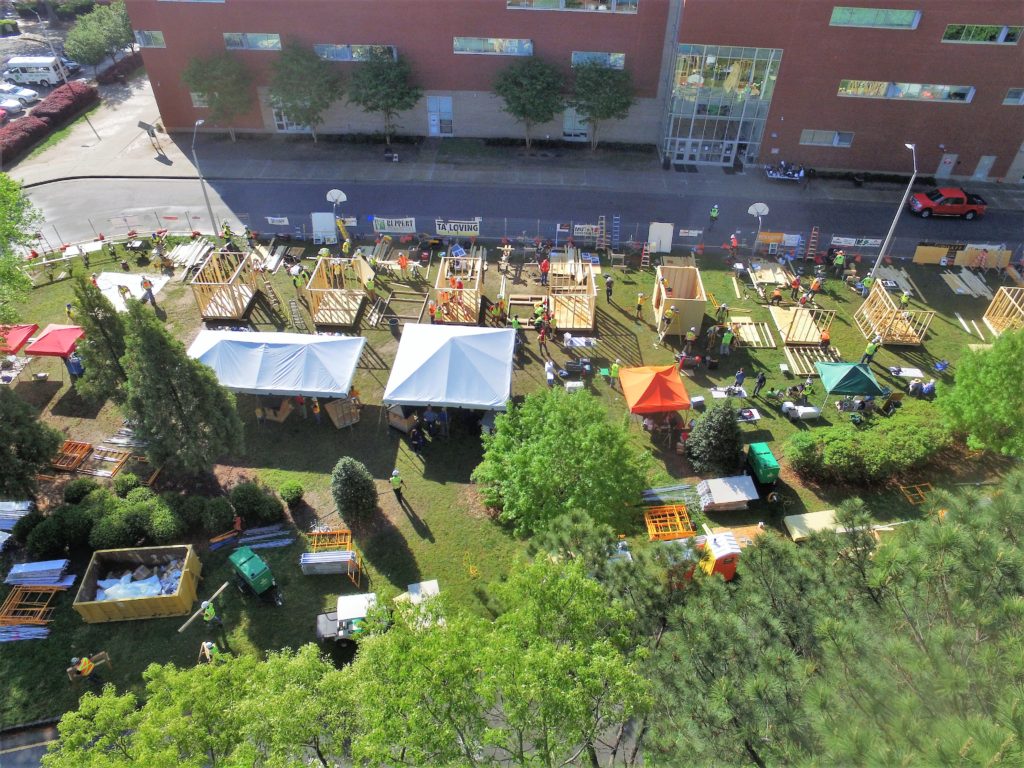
left=30, top=8, right=101, bottom=142
left=871, top=143, right=917, bottom=279
left=191, top=120, right=218, bottom=237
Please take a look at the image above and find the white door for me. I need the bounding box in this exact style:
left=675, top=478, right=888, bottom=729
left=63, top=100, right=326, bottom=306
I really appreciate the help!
left=427, top=96, right=453, bottom=137
left=972, top=155, right=997, bottom=181
left=1003, top=141, right=1024, bottom=184
left=562, top=107, right=589, bottom=142
left=935, top=152, right=958, bottom=179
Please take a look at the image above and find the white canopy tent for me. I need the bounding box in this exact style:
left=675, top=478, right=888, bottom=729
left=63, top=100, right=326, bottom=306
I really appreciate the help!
left=383, top=325, right=515, bottom=410
left=188, top=330, right=366, bottom=398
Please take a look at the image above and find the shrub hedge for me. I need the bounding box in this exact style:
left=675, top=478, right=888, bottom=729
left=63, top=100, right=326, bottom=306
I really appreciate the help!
left=64, top=477, right=101, bottom=505
left=0, top=115, right=51, bottom=164
left=97, top=52, right=143, bottom=85
left=30, top=81, right=99, bottom=126
left=113, top=472, right=141, bottom=498
left=278, top=480, right=304, bottom=508
left=230, top=482, right=285, bottom=525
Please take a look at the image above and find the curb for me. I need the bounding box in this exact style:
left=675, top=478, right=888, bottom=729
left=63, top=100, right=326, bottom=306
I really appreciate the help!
left=0, top=716, right=60, bottom=735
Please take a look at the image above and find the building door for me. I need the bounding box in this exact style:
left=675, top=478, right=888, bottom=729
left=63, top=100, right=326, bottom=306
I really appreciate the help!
left=563, top=108, right=588, bottom=142
left=972, top=155, right=997, bottom=181
left=272, top=109, right=310, bottom=134
left=1002, top=141, right=1024, bottom=184
left=427, top=96, right=454, bottom=137
left=935, top=152, right=958, bottom=178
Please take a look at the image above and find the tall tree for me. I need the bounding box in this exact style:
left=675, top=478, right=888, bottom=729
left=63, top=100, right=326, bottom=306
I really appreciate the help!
left=0, top=174, right=43, bottom=324
left=685, top=400, right=743, bottom=475
left=121, top=302, right=243, bottom=473
left=493, top=58, right=564, bottom=149
left=182, top=54, right=253, bottom=142
left=347, top=50, right=422, bottom=145
left=63, top=13, right=109, bottom=76
left=268, top=41, right=343, bottom=143
left=939, top=329, right=1024, bottom=457
left=0, top=386, right=63, bottom=499
left=104, top=1, right=135, bottom=58
left=70, top=277, right=128, bottom=403
left=472, top=388, right=650, bottom=535
left=571, top=62, right=635, bottom=150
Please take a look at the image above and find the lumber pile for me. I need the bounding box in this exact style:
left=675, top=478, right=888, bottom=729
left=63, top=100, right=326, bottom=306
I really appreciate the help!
left=234, top=524, right=295, bottom=550
left=0, top=501, right=34, bottom=532
left=4, top=559, right=76, bottom=588
left=300, top=551, right=359, bottom=575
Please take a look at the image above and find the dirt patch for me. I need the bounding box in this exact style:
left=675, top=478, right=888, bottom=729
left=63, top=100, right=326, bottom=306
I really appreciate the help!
left=459, top=484, right=494, bottom=521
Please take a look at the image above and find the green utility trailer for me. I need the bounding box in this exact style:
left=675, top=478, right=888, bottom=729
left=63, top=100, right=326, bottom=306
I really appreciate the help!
left=228, top=546, right=283, bottom=606
left=747, top=442, right=780, bottom=486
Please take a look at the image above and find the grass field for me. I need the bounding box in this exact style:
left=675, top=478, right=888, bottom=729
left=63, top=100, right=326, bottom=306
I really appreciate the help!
left=0, top=238, right=1014, bottom=726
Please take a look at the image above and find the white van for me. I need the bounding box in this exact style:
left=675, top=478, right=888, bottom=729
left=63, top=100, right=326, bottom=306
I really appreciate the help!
left=2, top=56, right=69, bottom=87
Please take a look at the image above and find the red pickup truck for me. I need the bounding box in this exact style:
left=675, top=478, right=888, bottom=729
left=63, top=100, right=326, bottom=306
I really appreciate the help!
left=908, top=187, right=988, bottom=220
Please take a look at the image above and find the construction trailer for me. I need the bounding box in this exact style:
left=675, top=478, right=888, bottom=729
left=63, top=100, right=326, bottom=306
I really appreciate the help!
left=303, top=255, right=374, bottom=328
left=190, top=250, right=260, bottom=320
left=854, top=282, right=934, bottom=345
left=982, top=287, right=1024, bottom=337
left=652, top=265, right=708, bottom=338
left=433, top=249, right=483, bottom=324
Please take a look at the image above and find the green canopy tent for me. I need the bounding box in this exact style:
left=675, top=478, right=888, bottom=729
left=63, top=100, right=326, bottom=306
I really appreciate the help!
left=814, top=362, right=886, bottom=408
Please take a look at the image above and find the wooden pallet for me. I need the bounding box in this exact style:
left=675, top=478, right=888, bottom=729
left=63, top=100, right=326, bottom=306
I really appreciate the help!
left=51, top=440, right=93, bottom=472
left=644, top=505, right=696, bottom=542
left=730, top=318, right=776, bottom=349
left=782, top=345, right=842, bottom=377
left=78, top=447, right=132, bottom=478
left=308, top=529, right=353, bottom=553
left=0, top=586, right=62, bottom=626
left=900, top=483, right=932, bottom=506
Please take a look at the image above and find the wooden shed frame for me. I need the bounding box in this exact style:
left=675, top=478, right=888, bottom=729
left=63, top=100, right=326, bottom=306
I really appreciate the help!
left=304, top=256, right=371, bottom=328
left=190, top=250, right=260, bottom=320
left=854, top=282, right=934, bottom=346
left=652, top=265, right=708, bottom=338
left=548, top=251, right=597, bottom=331
left=983, top=287, right=1024, bottom=337
left=434, top=251, right=483, bottom=325
left=644, top=505, right=697, bottom=542
left=769, top=305, right=836, bottom=346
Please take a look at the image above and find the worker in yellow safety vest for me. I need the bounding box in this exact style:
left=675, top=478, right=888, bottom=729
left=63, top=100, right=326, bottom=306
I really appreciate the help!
left=684, top=325, right=697, bottom=355
left=71, top=655, right=102, bottom=687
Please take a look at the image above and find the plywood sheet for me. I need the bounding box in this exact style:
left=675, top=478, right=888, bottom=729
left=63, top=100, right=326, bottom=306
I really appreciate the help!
left=203, top=285, right=256, bottom=320
left=312, top=292, right=363, bottom=327
left=912, top=246, right=948, bottom=265
left=769, top=305, right=823, bottom=345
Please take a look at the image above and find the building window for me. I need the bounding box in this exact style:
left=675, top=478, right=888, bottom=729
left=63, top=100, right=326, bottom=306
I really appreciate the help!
left=942, top=24, right=1022, bottom=44
left=799, top=129, right=854, bottom=147
left=829, top=7, right=921, bottom=29
left=313, top=44, right=397, bottom=62
left=190, top=91, right=208, bottom=108
left=571, top=51, right=625, bottom=69
left=1004, top=88, right=1024, bottom=105
left=134, top=30, right=166, bottom=48
left=273, top=109, right=311, bottom=134
left=838, top=80, right=975, bottom=102
left=507, top=0, right=638, bottom=14
left=453, top=37, right=533, bottom=56
left=224, top=33, right=281, bottom=51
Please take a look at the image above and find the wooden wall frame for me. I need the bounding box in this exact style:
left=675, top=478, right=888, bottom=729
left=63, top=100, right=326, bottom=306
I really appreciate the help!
left=189, top=250, right=260, bottom=320
left=854, top=282, right=934, bottom=345
left=983, top=287, right=1024, bottom=337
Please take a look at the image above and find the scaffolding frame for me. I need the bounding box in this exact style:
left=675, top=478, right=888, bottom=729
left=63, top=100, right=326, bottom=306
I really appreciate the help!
left=51, top=440, right=93, bottom=472
left=309, top=529, right=353, bottom=553
left=434, top=251, right=483, bottom=325
left=982, top=287, right=1024, bottom=337
left=854, top=282, right=934, bottom=345
left=189, top=250, right=260, bottom=320
left=0, top=586, right=62, bottom=625
left=644, top=505, right=696, bottom=542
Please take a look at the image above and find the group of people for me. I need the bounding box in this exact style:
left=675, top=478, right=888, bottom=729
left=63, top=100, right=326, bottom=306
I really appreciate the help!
left=406, top=405, right=450, bottom=456
left=768, top=273, right=825, bottom=307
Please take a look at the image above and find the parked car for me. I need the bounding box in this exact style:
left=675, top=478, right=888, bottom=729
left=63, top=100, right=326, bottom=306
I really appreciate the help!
left=60, top=57, right=81, bottom=74
left=908, top=187, right=988, bottom=220
left=0, top=97, right=23, bottom=114
left=0, top=108, right=8, bottom=126
left=0, top=82, right=37, bottom=105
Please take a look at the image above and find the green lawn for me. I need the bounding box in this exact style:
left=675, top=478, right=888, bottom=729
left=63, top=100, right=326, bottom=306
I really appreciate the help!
left=1, top=239, right=1012, bottom=726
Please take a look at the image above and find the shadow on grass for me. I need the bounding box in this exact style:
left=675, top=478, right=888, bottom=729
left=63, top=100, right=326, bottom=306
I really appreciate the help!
left=350, top=510, right=422, bottom=591
left=51, top=385, right=105, bottom=419
left=14, top=379, right=62, bottom=412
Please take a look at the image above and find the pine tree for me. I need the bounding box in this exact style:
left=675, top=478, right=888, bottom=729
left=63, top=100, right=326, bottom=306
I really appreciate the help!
left=0, top=387, right=63, bottom=498
left=71, top=276, right=128, bottom=403
left=685, top=400, right=743, bottom=475
left=121, top=303, right=243, bottom=473
left=330, top=457, right=378, bottom=521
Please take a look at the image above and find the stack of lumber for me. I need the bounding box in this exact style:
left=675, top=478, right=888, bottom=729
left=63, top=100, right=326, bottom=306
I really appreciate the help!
left=235, top=524, right=295, bottom=550
left=0, top=501, right=33, bottom=532
left=5, top=559, right=76, bottom=588
left=169, top=239, right=213, bottom=278
left=300, top=551, right=358, bottom=575
left=0, top=625, right=50, bottom=642
left=641, top=484, right=697, bottom=506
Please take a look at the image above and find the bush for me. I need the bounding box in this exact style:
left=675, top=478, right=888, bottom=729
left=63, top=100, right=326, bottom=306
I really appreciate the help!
left=278, top=480, right=304, bottom=508
left=113, top=472, right=141, bottom=498
left=124, top=486, right=155, bottom=503
left=26, top=516, right=66, bottom=559
left=29, top=81, right=99, bottom=126
left=97, top=51, right=143, bottom=85
left=52, top=504, right=93, bottom=550
left=0, top=115, right=51, bottom=164
left=64, top=477, right=101, bottom=505
left=79, top=488, right=119, bottom=523
left=168, top=494, right=208, bottom=532
left=146, top=504, right=183, bottom=544
left=14, top=1, right=95, bottom=22
left=11, top=509, right=44, bottom=543
left=331, top=457, right=378, bottom=521
left=88, top=513, right=133, bottom=550
left=230, top=482, right=284, bottom=525
left=202, top=497, right=235, bottom=534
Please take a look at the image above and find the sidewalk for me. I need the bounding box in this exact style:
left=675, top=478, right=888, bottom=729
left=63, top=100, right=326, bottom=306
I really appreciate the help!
left=11, top=78, right=1024, bottom=213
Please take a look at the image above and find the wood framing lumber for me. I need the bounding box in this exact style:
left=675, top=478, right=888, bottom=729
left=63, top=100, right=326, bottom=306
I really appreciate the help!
left=176, top=582, right=230, bottom=633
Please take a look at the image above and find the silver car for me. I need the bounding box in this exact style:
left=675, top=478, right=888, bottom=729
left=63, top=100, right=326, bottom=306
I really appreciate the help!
left=0, top=82, right=39, bottom=105
left=0, top=97, right=24, bottom=114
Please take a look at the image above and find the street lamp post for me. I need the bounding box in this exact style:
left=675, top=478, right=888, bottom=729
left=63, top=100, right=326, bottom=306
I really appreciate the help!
left=30, top=9, right=101, bottom=142
left=191, top=120, right=218, bottom=237
left=870, top=143, right=917, bottom=279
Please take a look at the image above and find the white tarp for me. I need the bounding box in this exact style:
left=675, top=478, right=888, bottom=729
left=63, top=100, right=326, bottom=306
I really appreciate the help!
left=188, top=331, right=366, bottom=398
left=383, top=325, right=515, bottom=410
left=96, top=272, right=170, bottom=312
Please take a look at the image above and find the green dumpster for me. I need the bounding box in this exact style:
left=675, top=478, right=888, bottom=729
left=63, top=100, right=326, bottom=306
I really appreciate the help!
left=229, top=546, right=277, bottom=598
left=747, top=442, right=780, bottom=485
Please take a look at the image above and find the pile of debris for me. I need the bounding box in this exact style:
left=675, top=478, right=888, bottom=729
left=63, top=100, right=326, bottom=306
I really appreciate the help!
left=96, top=558, right=183, bottom=601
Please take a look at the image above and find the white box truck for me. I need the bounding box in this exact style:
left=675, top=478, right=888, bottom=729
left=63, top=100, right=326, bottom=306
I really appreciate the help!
left=3, top=56, right=69, bottom=87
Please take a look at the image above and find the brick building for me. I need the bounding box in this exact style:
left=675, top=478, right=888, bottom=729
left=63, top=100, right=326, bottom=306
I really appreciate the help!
left=125, top=0, right=1024, bottom=181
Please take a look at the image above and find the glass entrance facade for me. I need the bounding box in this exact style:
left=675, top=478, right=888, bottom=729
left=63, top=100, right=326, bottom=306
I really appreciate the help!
left=663, top=44, right=782, bottom=167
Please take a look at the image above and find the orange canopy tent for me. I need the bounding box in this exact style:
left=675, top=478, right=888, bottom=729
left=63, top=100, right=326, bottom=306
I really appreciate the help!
left=619, top=365, right=691, bottom=414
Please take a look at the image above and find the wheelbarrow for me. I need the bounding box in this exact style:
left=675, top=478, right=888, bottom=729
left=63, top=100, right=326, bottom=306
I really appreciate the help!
left=228, top=546, right=283, bottom=606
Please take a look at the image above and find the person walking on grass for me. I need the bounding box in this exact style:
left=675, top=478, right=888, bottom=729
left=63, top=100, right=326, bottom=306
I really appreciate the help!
left=789, top=276, right=801, bottom=301
left=720, top=327, right=735, bottom=357
left=605, top=273, right=614, bottom=303
left=861, top=338, right=880, bottom=365
left=390, top=469, right=405, bottom=503
left=610, top=359, right=621, bottom=391
left=752, top=371, right=767, bottom=397
left=635, top=292, right=646, bottom=321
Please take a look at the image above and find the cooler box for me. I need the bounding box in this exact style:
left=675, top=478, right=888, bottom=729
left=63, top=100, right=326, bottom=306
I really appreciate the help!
left=747, top=442, right=779, bottom=485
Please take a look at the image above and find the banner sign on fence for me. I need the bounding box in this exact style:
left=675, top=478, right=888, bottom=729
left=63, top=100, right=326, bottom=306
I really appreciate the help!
left=340, top=217, right=357, bottom=227
left=678, top=229, right=702, bottom=238
left=573, top=224, right=601, bottom=239
left=782, top=234, right=803, bottom=247
left=556, top=223, right=570, bottom=234
left=372, top=216, right=417, bottom=234
left=266, top=216, right=289, bottom=226
left=831, top=236, right=883, bottom=248
left=435, top=218, right=481, bottom=237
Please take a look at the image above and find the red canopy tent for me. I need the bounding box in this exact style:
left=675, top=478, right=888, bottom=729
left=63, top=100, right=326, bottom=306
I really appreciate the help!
left=619, top=365, right=691, bottom=414
left=23, top=324, right=84, bottom=358
left=0, top=324, right=39, bottom=354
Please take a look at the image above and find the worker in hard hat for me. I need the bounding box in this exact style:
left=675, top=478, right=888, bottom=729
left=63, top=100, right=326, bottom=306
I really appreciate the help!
left=684, top=325, right=697, bottom=355
left=662, top=305, right=677, bottom=330
left=71, top=655, right=103, bottom=688
left=200, top=641, right=225, bottom=664
left=202, top=600, right=222, bottom=627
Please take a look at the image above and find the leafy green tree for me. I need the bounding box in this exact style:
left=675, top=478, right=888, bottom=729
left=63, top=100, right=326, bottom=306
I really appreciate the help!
left=121, top=302, right=243, bottom=474
left=268, top=41, right=343, bottom=143
left=940, top=329, right=1024, bottom=457
left=347, top=50, right=422, bottom=145
left=0, top=174, right=43, bottom=324
left=472, top=388, right=649, bottom=536
left=105, top=1, right=134, bottom=57
left=0, top=386, right=62, bottom=499
left=571, top=61, right=635, bottom=150
left=70, top=276, right=128, bottom=403
left=493, top=58, right=564, bottom=148
left=685, top=400, right=743, bottom=475
left=64, top=13, right=109, bottom=75
left=182, top=53, right=253, bottom=142
left=330, top=456, right=378, bottom=521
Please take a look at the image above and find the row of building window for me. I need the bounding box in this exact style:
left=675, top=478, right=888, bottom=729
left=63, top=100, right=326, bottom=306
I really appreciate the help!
left=838, top=80, right=975, bottom=102
left=830, top=8, right=1021, bottom=44
left=506, top=0, right=637, bottom=13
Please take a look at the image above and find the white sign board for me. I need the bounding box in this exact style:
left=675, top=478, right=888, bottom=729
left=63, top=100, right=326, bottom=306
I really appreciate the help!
left=831, top=236, right=884, bottom=248
left=647, top=222, right=674, bottom=253
left=678, top=229, right=703, bottom=238
left=573, top=224, right=601, bottom=239
left=311, top=212, right=338, bottom=244
left=372, top=216, right=417, bottom=234
left=266, top=216, right=289, bottom=226
left=435, top=219, right=480, bottom=237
